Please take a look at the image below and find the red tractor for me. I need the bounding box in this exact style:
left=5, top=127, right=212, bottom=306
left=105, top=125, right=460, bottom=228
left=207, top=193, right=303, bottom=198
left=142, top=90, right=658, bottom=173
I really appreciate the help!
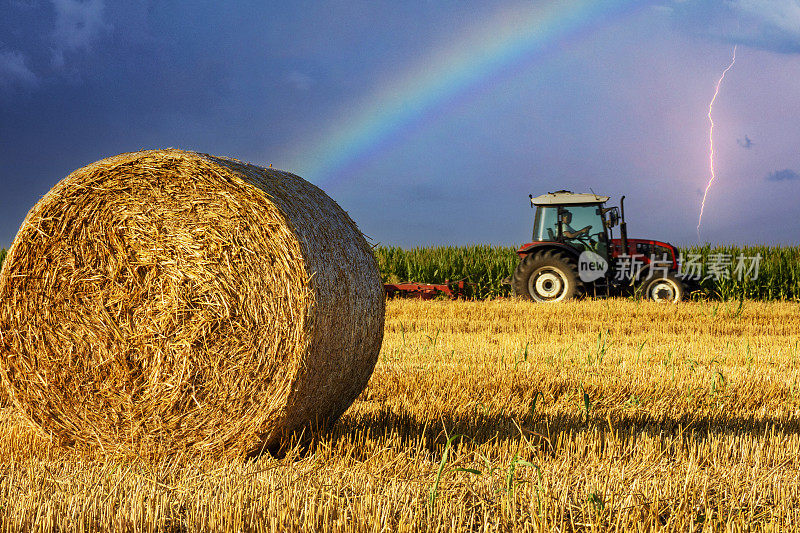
left=512, top=191, right=685, bottom=302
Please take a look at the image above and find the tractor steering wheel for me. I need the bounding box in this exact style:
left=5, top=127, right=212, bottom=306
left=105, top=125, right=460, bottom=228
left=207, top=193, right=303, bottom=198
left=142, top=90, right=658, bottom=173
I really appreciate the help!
left=564, top=225, right=591, bottom=240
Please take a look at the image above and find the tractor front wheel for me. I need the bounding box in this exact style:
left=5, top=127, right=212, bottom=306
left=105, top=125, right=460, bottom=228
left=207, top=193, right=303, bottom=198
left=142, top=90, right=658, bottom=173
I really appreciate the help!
left=512, top=251, right=582, bottom=302
left=641, top=273, right=685, bottom=303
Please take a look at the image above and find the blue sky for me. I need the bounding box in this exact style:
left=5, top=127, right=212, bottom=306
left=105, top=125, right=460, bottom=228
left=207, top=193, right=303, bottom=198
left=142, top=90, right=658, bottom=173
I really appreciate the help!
left=1, top=0, right=799, bottom=248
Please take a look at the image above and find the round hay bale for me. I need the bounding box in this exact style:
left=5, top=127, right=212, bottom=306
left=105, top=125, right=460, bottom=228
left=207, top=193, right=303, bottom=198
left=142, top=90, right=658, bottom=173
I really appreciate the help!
left=0, top=149, right=385, bottom=457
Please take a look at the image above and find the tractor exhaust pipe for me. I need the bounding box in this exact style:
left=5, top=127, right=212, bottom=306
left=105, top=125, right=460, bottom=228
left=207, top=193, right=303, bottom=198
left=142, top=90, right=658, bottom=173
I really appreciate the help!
left=619, top=195, right=629, bottom=255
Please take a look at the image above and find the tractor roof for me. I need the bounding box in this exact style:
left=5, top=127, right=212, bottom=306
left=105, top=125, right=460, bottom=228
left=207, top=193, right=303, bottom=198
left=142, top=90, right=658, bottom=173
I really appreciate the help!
left=531, top=190, right=610, bottom=205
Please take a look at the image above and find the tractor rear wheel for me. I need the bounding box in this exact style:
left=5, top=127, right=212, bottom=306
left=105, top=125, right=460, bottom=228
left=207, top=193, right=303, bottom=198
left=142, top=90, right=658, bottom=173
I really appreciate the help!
left=642, top=273, right=684, bottom=303
left=512, top=250, right=582, bottom=302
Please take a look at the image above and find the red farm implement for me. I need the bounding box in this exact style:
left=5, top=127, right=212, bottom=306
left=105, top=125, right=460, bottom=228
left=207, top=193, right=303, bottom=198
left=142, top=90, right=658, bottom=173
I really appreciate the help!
left=384, top=279, right=469, bottom=300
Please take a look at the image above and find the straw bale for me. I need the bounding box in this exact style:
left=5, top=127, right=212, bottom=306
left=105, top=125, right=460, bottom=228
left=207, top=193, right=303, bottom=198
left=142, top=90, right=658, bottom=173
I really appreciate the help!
left=0, top=149, right=385, bottom=457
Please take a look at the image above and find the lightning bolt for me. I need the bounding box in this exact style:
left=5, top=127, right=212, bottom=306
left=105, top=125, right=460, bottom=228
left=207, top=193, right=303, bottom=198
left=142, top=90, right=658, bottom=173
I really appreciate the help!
left=697, top=45, right=737, bottom=241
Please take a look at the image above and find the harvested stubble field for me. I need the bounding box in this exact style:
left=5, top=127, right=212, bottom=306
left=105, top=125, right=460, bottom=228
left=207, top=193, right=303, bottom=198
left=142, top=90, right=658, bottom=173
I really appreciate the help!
left=0, top=298, right=798, bottom=531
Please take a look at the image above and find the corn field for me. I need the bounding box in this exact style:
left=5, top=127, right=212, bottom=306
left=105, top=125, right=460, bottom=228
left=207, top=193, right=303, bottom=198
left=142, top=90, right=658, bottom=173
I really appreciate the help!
left=376, top=245, right=800, bottom=300
left=377, top=245, right=520, bottom=299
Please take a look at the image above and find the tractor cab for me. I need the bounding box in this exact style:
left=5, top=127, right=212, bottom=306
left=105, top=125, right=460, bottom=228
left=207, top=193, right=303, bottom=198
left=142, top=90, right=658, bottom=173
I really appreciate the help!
left=529, top=191, right=616, bottom=260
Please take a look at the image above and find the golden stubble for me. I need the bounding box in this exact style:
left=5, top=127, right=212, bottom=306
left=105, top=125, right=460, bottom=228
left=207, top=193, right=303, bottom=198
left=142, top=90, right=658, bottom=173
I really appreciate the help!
left=0, top=298, right=798, bottom=531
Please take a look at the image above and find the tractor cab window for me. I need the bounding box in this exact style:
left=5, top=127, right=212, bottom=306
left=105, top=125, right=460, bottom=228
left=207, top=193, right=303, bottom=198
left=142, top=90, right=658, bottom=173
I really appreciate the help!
left=534, top=204, right=607, bottom=254
left=560, top=205, right=606, bottom=254
left=533, top=206, right=559, bottom=241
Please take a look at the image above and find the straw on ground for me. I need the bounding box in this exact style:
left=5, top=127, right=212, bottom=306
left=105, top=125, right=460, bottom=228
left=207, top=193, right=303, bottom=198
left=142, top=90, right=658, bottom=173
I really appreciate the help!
left=0, top=298, right=797, bottom=531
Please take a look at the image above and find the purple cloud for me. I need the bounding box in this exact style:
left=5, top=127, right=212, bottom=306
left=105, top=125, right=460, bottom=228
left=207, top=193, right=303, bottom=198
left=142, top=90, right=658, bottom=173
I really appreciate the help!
left=663, top=0, right=800, bottom=54
left=766, top=169, right=799, bottom=182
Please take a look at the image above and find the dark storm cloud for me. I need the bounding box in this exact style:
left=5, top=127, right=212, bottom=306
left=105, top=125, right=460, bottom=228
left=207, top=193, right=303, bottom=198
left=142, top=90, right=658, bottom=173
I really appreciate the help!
left=663, top=0, right=800, bottom=54
left=766, top=169, right=799, bottom=181
left=0, top=50, right=38, bottom=89
left=50, top=0, right=111, bottom=68
left=0, top=0, right=111, bottom=95
left=737, top=135, right=754, bottom=148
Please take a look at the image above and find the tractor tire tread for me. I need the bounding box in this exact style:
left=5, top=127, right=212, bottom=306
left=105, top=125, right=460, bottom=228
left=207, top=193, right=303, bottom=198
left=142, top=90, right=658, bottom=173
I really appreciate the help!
left=512, top=248, right=584, bottom=302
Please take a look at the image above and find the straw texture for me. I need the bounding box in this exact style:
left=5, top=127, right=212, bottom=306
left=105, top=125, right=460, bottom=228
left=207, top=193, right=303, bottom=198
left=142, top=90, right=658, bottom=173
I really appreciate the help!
left=0, top=149, right=385, bottom=457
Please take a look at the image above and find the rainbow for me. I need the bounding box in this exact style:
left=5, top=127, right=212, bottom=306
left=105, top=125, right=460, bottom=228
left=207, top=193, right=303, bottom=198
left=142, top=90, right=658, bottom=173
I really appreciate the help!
left=292, top=0, right=648, bottom=188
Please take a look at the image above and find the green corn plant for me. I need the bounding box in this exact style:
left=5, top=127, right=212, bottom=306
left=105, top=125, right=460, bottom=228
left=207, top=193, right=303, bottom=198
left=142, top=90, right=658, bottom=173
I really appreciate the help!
left=528, top=391, right=542, bottom=418
left=505, top=454, right=536, bottom=498
left=428, top=434, right=481, bottom=510
left=581, top=386, right=592, bottom=421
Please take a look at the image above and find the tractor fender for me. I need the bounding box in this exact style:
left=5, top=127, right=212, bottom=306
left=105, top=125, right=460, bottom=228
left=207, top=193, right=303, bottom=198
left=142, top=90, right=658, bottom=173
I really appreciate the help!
left=516, top=242, right=580, bottom=261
